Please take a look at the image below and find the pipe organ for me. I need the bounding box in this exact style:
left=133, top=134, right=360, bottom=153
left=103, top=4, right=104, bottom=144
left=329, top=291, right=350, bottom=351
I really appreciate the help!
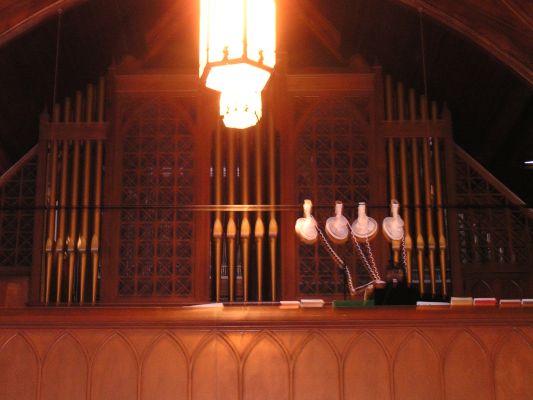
left=32, top=79, right=107, bottom=305
left=0, top=64, right=528, bottom=305
left=383, top=76, right=450, bottom=298
left=211, top=114, right=280, bottom=302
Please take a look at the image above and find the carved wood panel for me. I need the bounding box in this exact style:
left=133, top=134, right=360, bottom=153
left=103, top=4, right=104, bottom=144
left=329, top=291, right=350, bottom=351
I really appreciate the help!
left=454, top=149, right=533, bottom=298
left=102, top=89, right=210, bottom=303
left=0, top=152, right=36, bottom=271
left=0, top=316, right=531, bottom=400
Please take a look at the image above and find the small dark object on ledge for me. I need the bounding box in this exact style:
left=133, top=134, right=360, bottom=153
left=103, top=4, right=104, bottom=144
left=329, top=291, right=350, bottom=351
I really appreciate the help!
left=374, top=262, right=418, bottom=305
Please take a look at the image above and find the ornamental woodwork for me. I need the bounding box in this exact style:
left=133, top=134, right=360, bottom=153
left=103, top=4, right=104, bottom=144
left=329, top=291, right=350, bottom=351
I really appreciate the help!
left=0, top=308, right=531, bottom=400
left=0, top=148, right=37, bottom=272
left=0, top=67, right=527, bottom=305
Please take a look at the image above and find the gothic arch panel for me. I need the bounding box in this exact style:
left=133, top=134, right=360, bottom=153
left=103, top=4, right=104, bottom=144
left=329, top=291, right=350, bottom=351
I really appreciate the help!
left=141, top=334, right=188, bottom=400
left=41, top=334, right=88, bottom=400
left=444, top=331, right=492, bottom=400
left=191, top=334, right=239, bottom=400
left=344, top=332, right=391, bottom=400
left=293, top=333, right=339, bottom=400
left=394, top=331, right=441, bottom=400
left=242, top=333, right=289, bottom=400
left=0, top=334, right=38, bottom=400
left=91, top=334, right=138, bottom=400
left=494, top=331, right=533, bottom=399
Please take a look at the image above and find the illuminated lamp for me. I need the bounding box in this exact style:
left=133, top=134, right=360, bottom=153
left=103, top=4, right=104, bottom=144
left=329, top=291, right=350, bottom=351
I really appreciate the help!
left=199, top=0, right=276, bottom=129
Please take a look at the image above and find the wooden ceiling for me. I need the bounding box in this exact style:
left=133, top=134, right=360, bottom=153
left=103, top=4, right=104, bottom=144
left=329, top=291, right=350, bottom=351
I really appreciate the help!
left=0, top=0, right=531, bottom=203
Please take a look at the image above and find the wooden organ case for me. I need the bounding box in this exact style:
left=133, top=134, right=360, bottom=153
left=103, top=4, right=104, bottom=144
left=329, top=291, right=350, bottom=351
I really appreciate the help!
left=19, top=62, right=532, bottom=305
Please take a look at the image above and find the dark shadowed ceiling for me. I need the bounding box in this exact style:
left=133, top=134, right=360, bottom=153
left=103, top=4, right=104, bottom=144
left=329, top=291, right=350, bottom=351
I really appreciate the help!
left=0, top=0, right=531, bottom=204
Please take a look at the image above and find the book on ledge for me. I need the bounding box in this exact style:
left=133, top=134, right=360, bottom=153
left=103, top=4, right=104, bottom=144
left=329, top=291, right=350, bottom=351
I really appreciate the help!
left=279, top=301, right=300, bottom=309
left=473, top=298, right=497, bottom=306
left=300, top=299, right=325, bottom=308
left=450, top=297, right=473, bottom=306
left=522, top=299, right=533, bottom=307
left=332, top=299, right=375, bottom=308
left=185, top=303, right=224, bottom=309
left=499, top=299, right=522, bottom=308
left=416, top=301, right=450, bottom=308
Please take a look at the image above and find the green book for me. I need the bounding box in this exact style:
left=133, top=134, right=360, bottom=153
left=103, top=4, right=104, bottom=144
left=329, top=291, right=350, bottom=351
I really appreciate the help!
left=332, top=299, right=375, bottom=308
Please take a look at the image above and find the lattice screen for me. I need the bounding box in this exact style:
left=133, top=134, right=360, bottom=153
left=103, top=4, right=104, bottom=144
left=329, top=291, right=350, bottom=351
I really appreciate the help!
left=118, top=100, right=194, bottom=297
left=455, top=154, right=532, bottom=267
left=0, top=153, right=37, bottom=269
left=295, top=98, right=371, bottom=296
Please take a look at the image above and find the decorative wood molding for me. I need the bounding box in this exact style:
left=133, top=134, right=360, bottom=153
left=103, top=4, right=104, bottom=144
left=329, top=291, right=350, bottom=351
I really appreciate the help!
left=0, top=307, right=531, bottom=329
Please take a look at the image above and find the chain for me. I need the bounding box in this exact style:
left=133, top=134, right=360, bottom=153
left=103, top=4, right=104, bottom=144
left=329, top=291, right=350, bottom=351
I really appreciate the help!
left=364, top=235, right=381, bottom=281
left=347, top=222, right=383, bottom=281
left=313, top=219, right=356, bottom=295
left=400, top=235, right=407, bottom=269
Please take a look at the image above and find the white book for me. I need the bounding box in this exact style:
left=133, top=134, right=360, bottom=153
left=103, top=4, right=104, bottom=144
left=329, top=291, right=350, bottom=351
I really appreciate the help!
left=521, top=299, right=533, bottom=306
left=280, top=301, right=300, bottom=309
left=416, top=301, right=450, bottom=307
left=300, top=299, right=325, bottom=308
left=185, top=302, right=224, bottom=309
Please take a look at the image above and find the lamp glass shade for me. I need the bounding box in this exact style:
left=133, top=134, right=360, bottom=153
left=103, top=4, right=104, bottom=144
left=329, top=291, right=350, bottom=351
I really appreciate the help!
left=200, top=0, right=276, bottom=128
left=220, top=89, right=262, bottom=129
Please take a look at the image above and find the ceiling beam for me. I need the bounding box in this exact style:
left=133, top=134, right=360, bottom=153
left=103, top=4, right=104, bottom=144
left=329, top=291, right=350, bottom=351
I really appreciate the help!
left=0, top=0, right=86, bottom=47
left=288, top=0, right=346, bottom=64
left=393, top=0, right=533, bottom=85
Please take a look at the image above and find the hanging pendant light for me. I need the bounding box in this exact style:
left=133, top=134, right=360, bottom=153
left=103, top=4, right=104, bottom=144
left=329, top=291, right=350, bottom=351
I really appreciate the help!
left=199, top=0, right=276, bottom=129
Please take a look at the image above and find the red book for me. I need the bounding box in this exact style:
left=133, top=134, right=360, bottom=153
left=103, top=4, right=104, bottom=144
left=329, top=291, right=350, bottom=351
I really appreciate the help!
left=473, top=298, right=497, bottom=306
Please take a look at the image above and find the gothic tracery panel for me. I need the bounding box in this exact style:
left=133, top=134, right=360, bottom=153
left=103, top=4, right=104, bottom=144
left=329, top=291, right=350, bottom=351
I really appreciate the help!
left=117, top=98, right=195, bottom=298
left=0, top=152, right=37, bottom=270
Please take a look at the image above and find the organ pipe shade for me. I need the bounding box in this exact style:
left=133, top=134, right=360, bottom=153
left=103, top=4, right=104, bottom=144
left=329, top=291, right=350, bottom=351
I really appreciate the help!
left=199, top=0, right=276, bottom=129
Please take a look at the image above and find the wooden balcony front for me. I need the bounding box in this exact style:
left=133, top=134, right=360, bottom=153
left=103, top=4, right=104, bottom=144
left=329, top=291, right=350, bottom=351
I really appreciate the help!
left=0, top=305, right=532, bottom=399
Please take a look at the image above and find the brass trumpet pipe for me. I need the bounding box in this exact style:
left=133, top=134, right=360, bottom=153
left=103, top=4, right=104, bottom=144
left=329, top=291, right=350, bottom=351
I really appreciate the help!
left=432, top=101, right=448, bottom=296
left=67, top=92, right=82, bottom=304
left=255, top=221, right=264, bottom=302
left=398, top=83, right=412, bottom=284
left=214, top=120, right=223, bottom=302
left=78, top=85, right=94, bottom=304
left=387, top=138, right=399, bottom=262
left=400, top=138, right=413, bottom=284
left=90, top=78, right=105, bottom=304
left=421, top=96, right=436, bottom=296
left=227, top=128, right=236, bottom=302
left=254, top=124, right=264, bottom=301
left=44, top=105, right=60, bottom=304
left=241, top=129, right=250, bottom=301
left=90, top=140, right=103, bottom=304
left=55, top=99, right=72, bottom=303
left=268, top=113, right=277, bottom=301
left=385, top=75, right=394, bottom=120
left=91, top=78, right=105, bottom=304
left=409, top=89, right=425, bottom=296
